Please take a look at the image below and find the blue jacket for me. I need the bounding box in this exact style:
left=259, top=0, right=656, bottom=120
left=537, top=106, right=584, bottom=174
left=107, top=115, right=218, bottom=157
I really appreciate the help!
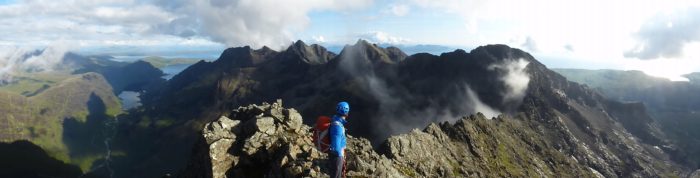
left=329, top=115, right=347, bottom=157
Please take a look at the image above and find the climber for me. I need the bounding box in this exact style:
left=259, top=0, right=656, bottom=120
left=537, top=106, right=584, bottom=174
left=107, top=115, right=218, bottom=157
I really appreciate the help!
left=329, top=101, right=349, bottom=178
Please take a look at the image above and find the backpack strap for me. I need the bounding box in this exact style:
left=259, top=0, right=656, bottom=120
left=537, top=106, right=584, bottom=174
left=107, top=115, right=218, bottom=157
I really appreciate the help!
left=317, top=130, right=329, bottom=145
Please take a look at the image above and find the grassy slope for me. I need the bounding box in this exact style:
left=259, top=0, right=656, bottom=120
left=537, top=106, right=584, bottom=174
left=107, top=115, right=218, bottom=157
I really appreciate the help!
left=0, top=72, right=121, bottom=172
left=0, top=72, right=74, bottom=96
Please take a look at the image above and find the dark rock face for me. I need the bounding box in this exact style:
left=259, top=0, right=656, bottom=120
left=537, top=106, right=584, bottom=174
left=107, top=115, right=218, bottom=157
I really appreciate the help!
left=98, top=60, right=166, bottom=94
left=285, top=40, right=336, bottom=65
left=69, top=54, right=166, bottom=94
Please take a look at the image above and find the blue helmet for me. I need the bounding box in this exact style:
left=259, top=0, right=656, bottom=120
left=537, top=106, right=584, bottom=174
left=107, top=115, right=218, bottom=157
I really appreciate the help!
left=336, top=101, right=350, bottom=115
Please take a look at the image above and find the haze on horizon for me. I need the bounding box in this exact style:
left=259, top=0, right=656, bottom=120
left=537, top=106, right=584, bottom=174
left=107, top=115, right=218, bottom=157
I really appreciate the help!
left=1, top=0, right=699, bottom=80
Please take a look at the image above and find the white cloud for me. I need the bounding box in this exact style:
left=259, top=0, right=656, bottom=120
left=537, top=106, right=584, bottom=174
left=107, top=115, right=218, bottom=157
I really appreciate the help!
left=22, top=43, right=74, bottom=72
left=0, top=0, right=179, bottom=48
left=564, top=44, right=574, bottom=52
left=359, top=31, right=410, bottom=44
left=464, top=86, right=500, bottom=119
left=384, top=4, right=410, bottom=16
left=489, top=58, right=530, bottom=103
left=621, top=42, right=700, bottom=81
left=408, top=0, right=487, bottom=33
left=401, top=0, right=700, bottom=81
left=0, top=42, right=75, bottom=83
left=624, top=7, right=700, bottom=60
left=312, top=36, right=327, bottom=43
left=1, top=0, right=700, bottom=82
left=402, top=0, right=699, bottom=57
left=0, top=0, right=374, bottom=50
left=153, top=0, right=374, bottom=49
left=521, top=36, right=538, bottom=52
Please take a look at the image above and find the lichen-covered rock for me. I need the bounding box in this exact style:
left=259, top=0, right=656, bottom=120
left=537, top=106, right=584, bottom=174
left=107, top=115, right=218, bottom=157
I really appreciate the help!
left=180, top=100, right=404, bottom=178
left=345, top=136, right=403, bottom=177
left=203, top=116, right=240, bottom=144
left=201, top=116, right=241, bottom=178
left=180, top=100, right=302, bottom=177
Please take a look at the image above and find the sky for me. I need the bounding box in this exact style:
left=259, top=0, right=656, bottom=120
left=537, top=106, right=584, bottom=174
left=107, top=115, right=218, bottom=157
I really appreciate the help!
left=1, top=0, right=700, bottom=80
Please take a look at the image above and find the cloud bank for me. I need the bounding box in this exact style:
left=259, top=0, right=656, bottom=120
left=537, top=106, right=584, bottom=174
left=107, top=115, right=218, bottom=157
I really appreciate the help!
left=384, top=4, right=410, bottom=16
left=625, top=7, right=700, bottom=60
left=521, top=37, right=538, bottom=52
left=155, top=0, right=373, bottom=49
left=358, top=31, right=411, bottom=44
left=0, top=43, right=73, bottom=83
left=0, top=0, right=373, bottom=50
left=489, top=58, right=531, bottom=104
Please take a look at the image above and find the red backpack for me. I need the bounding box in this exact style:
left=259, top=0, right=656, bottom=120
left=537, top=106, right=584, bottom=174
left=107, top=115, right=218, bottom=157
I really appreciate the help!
left=313, top=116, right=331, bottom=153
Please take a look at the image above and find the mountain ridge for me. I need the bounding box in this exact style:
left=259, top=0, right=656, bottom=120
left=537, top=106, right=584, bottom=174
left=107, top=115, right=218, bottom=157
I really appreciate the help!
left=554, top=68, right=700, bottom=169
left=107, top=40, right=693, bottom=177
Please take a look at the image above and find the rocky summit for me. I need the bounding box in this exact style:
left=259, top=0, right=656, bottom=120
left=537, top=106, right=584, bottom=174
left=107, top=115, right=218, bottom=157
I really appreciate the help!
left=179, top=100, right=401, bottom=177
left=180, top=99, right=666, bottom=178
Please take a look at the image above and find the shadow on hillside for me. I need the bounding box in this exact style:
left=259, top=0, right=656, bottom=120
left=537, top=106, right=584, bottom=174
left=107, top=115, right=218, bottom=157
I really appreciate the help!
left=0, top=140, right=83, bottom=178
left=63, top=93, right=115, bottom=177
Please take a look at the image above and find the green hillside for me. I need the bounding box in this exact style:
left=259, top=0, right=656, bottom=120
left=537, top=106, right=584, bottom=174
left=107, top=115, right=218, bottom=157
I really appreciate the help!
left=0, top=52, right=164, bottom=175
left=0, top=72, right=74, bottom=96
left=0, top=72, right=121, bottom=172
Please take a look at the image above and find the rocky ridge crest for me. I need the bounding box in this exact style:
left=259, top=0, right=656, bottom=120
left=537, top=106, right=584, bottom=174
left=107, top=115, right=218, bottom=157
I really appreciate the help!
left=180, top=100, right=611, bottom=178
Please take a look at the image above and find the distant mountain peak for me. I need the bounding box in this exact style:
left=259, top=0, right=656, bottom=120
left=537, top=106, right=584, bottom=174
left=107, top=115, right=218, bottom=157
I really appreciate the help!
left=354, top=38, right=373, bottom=46
left=216, top=45, right=278, bottom=67
left=284, top=40, right=335, bottom=65
left=338, top=39, right=406, bottom=65
left=469, top=44, right=537, bottom=64
left=293, top=39, right=307, bottom=47
left=257, top=46, right=275, bottom=53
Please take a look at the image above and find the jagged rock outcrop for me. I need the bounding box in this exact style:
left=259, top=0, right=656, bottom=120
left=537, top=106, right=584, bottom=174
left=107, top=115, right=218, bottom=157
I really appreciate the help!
left=180, top=100, right=403, bottom=178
